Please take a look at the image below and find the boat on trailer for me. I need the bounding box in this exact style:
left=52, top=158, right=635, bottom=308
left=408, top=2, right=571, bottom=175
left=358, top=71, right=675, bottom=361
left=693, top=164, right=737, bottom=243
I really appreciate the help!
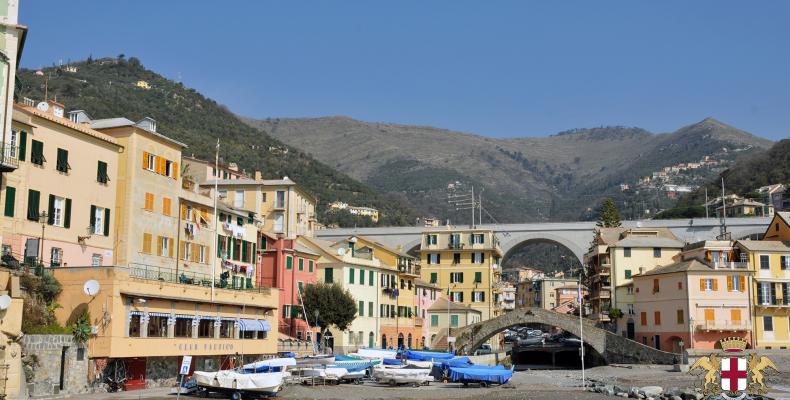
left=193, top=369, right=286, bottom=399
left=371, top=365, right=432, bottom=387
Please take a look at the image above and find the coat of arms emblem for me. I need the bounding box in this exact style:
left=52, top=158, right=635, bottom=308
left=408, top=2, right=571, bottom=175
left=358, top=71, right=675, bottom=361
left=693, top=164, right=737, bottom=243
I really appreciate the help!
left=689, top=337, right=778, bottom=399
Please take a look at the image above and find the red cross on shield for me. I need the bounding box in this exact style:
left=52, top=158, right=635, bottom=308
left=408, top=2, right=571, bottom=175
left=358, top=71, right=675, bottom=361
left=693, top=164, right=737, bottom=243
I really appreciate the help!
left=720, top=356, right=747, bottom=392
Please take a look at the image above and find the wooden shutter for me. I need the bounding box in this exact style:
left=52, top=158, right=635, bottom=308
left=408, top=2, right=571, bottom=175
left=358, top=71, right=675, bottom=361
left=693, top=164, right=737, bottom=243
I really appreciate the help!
left=3, top=186, right=15, bottom=217
left=18, top=131, right=26, bottom=161
left=640, top=312, right=647, bottom=325
left=654, top=311, right=661, bottom=325
left=200, top=208, right=208, bottom=223
left=26, top=189, right=39, bottom=221
left=142, top=152, right=149, bottom=169
left=173, top=161, right=178, bottom=179
left=727, top=276, right=733, bottom=291
left=739, top=276, right=745, bottom=290
left=181, top=204, right=187, bottom=220
left=704, top=308, right=714, bottom=321
left=47, top=195, right=55, bottom=225
left=712, top=279, right=718, bottom=291
left=179, top=241, right=186, bottom=260
left=142, top=233, right=152, bottom=253
left=731, top=309, right=741, bottom=322
left=145, top=193, right=154, bottom=210
left=168, top=238, right=174, bottom=258
left=699, top=279, right=705, bottom=291
left=64, top=198, right=71, bottom=228
left=90, top=205, right=96, bottom=229
left=104, top=208, right=110, bottom=237
left=156, top=236, right=163, bottom=256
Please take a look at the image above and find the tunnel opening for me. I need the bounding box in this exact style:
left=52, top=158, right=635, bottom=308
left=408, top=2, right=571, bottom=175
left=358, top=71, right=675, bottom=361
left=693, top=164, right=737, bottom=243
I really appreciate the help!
left=499, top=323, right=606, bottom=370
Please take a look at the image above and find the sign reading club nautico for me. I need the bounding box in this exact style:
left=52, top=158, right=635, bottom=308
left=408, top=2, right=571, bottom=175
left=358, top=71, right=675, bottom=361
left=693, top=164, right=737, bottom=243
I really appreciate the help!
left=689, top=337, right=779, bottom=400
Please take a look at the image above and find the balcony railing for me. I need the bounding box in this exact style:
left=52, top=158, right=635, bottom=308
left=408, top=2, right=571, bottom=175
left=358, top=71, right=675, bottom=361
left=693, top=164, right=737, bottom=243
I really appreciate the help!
left=757, top=299, right=790, bottom=307
left=696, top=320, right=750, bottom=331
left=414, top=317, right=423, bottom=327
left=713, top=261, right=749, bottom=269
left=448, top=242, right=464, bottom=250
left=0, top=143, right=18, bottom=172
left=129, top=263, right=270, bottom=293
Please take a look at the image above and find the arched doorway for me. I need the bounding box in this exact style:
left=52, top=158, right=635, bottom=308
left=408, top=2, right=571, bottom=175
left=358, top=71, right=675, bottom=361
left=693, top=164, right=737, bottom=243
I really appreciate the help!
left=626, top=318, right=635, bottom=340
left=430, top=334, right=436, bottom=348
left=381, top=334, right=387, bottom=349
left=407, top=333, right=413, bottom=349
left=421, top=336, right=426, bottom=349
left=397, top=333, right=404, bottom=349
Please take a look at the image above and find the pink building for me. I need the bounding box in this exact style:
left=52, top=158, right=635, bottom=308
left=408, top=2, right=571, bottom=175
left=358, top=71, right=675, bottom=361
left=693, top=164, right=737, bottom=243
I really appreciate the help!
left=258, top=233, right=320, bottom=341
left=633, top=253, right=752, bottom=352
left=415, top=278, right=440, bottom=349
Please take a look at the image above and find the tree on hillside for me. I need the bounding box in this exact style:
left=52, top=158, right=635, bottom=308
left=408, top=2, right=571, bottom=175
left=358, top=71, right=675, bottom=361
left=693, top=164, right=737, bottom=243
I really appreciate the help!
left=596, top=198, right=622, bottom=228
left=301, top=283, right=357, bottom=345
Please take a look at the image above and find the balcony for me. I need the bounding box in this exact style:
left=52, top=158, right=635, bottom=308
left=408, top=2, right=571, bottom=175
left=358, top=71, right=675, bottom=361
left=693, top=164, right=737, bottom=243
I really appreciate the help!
left=448, top=242, right=464, bottom=250
left=695, top=320, right=750, bottom=331
left=414, top=317, right=424, bottom=327
left=756, top=299, right=790, bottom=308
left=0, top=144, right=18, bottom=172
left=592, top=312, right=611, bottom=322
left=590, top=290, right=611, bottom=300
left=128, top=263, right=269, bottom=293
left=713, top=261, right=749, bottom=270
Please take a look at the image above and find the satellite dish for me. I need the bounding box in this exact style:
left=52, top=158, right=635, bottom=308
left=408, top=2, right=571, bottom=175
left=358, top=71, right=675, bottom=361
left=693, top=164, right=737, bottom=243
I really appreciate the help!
left=36, top=101, right=50, bottom=112
left=0, top=295, right=10, bottom=310
left=337, top=248, right=346, bottom=256
left=83, top=280, right=100, bottom=296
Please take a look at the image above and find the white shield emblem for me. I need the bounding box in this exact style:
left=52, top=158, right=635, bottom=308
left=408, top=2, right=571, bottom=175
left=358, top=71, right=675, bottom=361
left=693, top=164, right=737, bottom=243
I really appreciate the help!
left=720, top=356, right=747, bottom=392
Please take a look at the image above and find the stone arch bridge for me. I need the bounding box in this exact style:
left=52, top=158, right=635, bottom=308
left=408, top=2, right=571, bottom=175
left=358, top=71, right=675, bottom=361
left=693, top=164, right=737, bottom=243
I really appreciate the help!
left=316, top=217, right=770, bottom=264
left=454, top=307, right=678, bottom=364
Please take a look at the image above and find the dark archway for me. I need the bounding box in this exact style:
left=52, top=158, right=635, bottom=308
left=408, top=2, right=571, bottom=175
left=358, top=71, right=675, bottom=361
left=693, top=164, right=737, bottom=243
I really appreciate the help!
left=501, top=238, right=583, bottom=279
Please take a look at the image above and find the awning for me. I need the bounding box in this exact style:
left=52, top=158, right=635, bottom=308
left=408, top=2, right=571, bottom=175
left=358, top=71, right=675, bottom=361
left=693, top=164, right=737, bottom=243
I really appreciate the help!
left=238, top=319, right=271, bottom=332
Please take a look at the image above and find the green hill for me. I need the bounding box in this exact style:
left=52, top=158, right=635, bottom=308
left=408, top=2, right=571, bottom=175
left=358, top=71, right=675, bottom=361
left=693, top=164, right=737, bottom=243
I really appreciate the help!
left=16, top=57, right=418, bottom=227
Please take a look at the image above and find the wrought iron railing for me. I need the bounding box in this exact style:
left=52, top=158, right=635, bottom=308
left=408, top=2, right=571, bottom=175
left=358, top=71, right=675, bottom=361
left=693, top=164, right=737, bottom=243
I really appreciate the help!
left=128, top=263, right=271, bottom=294
left=0, top=143, right=18, bottom=169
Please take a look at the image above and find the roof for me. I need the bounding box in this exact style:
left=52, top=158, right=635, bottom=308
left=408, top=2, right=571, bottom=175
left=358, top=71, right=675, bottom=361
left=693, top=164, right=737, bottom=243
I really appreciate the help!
left=217, top=202, right=252, bottom=219
left=294, top=242, right=321, bottom=257
left=339, top=235, right=413, bottom=259
left=90, top=117, right=188, bottom=148
left=716, top=199, right=767, bottom=209
left=635, top=259, right=714, bottom=277
left=414, top=278, right=439, bottom=289
left=736, top=240, right=790, bottom=252
left=14, top=104, right=121, bottom=148
left=427, top=297, right=481, bottom=313
left=298, top=236, right=343, bottom=262
left=611, top=237, right=685, bottom=248
left=595, top=227, right=682, bottom=248
left=778, top=212, right=790, bottom=228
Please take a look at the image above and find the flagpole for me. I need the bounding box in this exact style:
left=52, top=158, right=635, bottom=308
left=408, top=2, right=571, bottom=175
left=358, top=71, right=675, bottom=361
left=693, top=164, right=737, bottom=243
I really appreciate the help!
left=212, top=139, right=219, bottom=302
left=578, top=265, right=585, bottom=388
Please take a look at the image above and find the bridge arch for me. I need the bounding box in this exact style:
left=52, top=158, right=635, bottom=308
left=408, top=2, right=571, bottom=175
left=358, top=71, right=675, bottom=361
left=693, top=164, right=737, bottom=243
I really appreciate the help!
left=500, top=232, right=587, bottom=267
left=453, top=307, right=678, bottom=365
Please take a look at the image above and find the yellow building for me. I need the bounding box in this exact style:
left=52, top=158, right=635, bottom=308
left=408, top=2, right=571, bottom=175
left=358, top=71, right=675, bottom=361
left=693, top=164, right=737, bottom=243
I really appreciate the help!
left=736, top=212, right=790, bottom=349
left=1, top=103, right=121, bottom=268
left=585, top=227, right=684, bottom=335
left=419, top=228, right=502, bottom=321
left=0, top=269, right=25, bottom=399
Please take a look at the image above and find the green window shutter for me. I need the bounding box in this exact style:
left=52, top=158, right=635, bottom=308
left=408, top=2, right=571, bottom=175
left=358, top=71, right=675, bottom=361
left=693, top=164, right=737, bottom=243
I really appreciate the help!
left=458, top=272, right=464, bottom=283
left=368, top=302, right=373, bottom=317
left=431, top=315, right=438, bottom=327
left=104, top=208, right=110, bottom=237
left=475, top=271, right=482, bottom=283
left=359, top=268, right=364, bottom=284
left=56, top=148, right=69, bottom=172
left=90, top=205, right=96, bottom=229
left=252, top=243, right=256, bottom=259
left=358, top=301, right=364, bottom=316
left=451, top=315, right=459, bottom=327
left=369, top=270, right=374, bottom=286
left=31, top=140, right=44, bottom=165
left=308, top=260, right=314, bottom=272
left=18, top=131, right=26, bottom=161
left=625, top=270, right=632, bottom=279
left=217, top=236, right=223, bottom=258
left=298, top=258, right=304, bottom=271
left=64, top=198, right=71, bottom=228
left=47, top=194, right=55, bottom=225
left=430, top=273, right=437, bottom=284
left=324, top=268, right=333, bottom=283
left=242, top=241, right=249, bottom=262
left=4, top=186, right=15, bottom=217
left=286, top=256, right=293, bottom=270
left=232, top=276, right=237, bottom=288
left=282, top=305, right=288, bottom=319
left=246, top=277, right=252, bottom=289
left=349, top=267, right=355, bottom=284
left=97, top=161, right=108, bottom=183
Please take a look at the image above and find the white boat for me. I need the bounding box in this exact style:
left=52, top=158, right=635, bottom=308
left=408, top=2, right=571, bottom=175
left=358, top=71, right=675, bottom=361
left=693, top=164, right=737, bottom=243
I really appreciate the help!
left=242, top=357, right=297, bottom=374
left=404, top=360, right=433, bottom=368
left=295, top=354, right=336, bottom=365
left=194, top=370, right=285, bottom=395
left=372, top=365, right=432, bottom=386
left=352, top=348, right=397, bottom=359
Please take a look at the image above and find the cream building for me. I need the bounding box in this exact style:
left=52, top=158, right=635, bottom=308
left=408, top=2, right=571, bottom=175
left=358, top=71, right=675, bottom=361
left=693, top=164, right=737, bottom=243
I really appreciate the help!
left=0, top=1, right=24, bottom=176
left=1, top=103, right=121, bottom=268
left=585, top=227, right=684, bottom=333
left=427, top=297, right=482, bottom=350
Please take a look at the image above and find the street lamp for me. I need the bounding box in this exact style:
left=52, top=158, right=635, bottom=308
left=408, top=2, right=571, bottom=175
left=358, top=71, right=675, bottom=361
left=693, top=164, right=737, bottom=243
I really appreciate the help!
left=37, top=210, right=49, bottom=272
left=313, top=309, right=320, bottom=354
left=678, top=340, right=686, bottom=365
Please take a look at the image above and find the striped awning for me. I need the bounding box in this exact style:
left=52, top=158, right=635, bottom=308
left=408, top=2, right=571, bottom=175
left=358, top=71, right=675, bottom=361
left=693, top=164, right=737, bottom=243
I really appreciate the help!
left=148, top=312, right=171, bottom=317
left=238, top=319, right=271, bottom=332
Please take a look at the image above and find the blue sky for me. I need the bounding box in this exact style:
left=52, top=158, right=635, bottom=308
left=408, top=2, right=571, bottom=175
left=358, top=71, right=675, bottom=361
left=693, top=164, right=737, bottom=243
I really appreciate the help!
left=19, top=1, right=790, bottom=140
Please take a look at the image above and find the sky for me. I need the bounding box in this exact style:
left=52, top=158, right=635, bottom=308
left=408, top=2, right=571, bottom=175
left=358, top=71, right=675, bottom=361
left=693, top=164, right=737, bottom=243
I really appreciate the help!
left=19, top=1, right=790, bottom=140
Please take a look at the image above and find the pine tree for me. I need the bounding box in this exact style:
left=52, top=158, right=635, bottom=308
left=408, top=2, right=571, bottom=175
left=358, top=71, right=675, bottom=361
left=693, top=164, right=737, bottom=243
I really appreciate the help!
left=596, top=198, right=622, bottom=228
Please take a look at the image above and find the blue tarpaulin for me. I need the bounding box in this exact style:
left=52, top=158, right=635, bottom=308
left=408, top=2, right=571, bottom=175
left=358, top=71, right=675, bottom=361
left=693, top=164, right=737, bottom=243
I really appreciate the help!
left=434, top=357, right=473, bottom=368
left=448, top=366, right=514, bottom=384
left=383, top=358, right=402, bottom=365
left=405, top=350, right=454, bottom=361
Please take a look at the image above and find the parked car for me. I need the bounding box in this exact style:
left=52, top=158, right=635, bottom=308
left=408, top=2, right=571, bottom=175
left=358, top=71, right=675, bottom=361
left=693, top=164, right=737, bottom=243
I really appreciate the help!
left=474, top=344, right=493, bottom=355
left=516, top=336, right=544, bottom=347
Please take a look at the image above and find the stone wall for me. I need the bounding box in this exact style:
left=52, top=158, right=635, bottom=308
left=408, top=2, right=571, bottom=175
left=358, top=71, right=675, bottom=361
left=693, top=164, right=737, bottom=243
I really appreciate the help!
left=21, top=334, right=89, bottom=397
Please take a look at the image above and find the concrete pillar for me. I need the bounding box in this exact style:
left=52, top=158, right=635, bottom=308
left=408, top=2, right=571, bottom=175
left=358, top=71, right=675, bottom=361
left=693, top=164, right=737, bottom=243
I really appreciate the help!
left=167, top=322, right=175, bottom=338
left=214, top=322, right=220, bottom=339
left=192, top=321, right=199, bottom=339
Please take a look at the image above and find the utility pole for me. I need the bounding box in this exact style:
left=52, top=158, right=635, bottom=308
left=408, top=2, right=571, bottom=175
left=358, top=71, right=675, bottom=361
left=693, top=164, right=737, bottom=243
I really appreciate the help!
left=720, top=178, right=728, bottom=238
left=704, top=188, right=709, bottom=218
left=447, top=185, right=476, bottom=228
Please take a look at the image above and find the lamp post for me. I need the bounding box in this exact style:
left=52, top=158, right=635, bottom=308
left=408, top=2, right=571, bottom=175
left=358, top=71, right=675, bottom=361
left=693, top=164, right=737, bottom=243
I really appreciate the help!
left=314, top=309, right=320, bottom=354
left=38, top=210, right=48, bottom=272
left=678, top=340, right=686, bottom=365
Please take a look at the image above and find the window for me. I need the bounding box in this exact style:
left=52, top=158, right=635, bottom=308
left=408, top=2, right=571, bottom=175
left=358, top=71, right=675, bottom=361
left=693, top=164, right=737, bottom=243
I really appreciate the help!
left=704, top=308, right=715, bottom=321
left=677, top=281, right=683, bottom=290
left=474, top=271, right=482, bottom=283
left=450, top=291, right=463, bottom=302
left=430, top=272, right=437, bottom=284
left=368, top=301, right=374, bottom=317
left=781, top=256, right=789, bottom=270
left=349, top=267, right=355, bottom=284
left=653, top=248, right=662, bottom=258
left=51, top=196, right=66, bottom=227
left=4, top=186, right=15, bottom=217
left=764, top=316, right=773, bottom=332
left=360, top=269, right=365, bottom=284
left=676, top=309, right=684, bottom=324
left=91, top=254, right=102, bottom=266
left=234, top=190, right=244, bottom=208
left=218, top=189, right=227, bottom=199
left=471, top=234, right=485, bottom=244
left=286, top=256, right=293, bottom=270
left=31, top=140, right=45, bottom=165
left=472, top=291, right=485, bottom=302
left=56, top=148, right=70, bottom=173
left=624, top=247, right=631, bottom=257
left=309, top=260, right=314, bottom=272
left=198, top=319, right=213, bottom=338
left=450, top=272, right=463, bottom=283
left=624, top=269, right=632, bottom=279
left=640, top=312, right=647, bottom=326
left=471, top=252, right=484, bottom=264
left=324, top=268, right=333, bottom=283
left=626, top=286, right=634, bottom=295
left=728, top=275, right=744, bottom=292
left=426, top=235, right=437, bottom=245
left=144, top=152, right=155, bottom=171
left=158, top=236, right=172, bottom=257
left=273, top=213, right=284, bottom=233
left=453, top=253, right=461, bottom=264
left=50, top=247, right=63, bottom=267
left=148, top=316, right=168, bottom=338
left=759, top=282, right=772, bottom=305
left=450, top=314, right=459, bottom=327
left=142, top=233, right=152, bottom=254
left=731, top=309, right=741, bottom=322
left=298, top=258, right=304, bottom=271
left=760, top=255, right=770, bottom=269
left=129, top=314, right=141, bottom=337
left=165, top=160, right=174, bottom=178
left=627, top=304, right=634, bottom=315
left=26, top=189, right=40, bottom=221
left=8, top=130, right=17, bottom=158
left=369, top=270, right=374, bottom=286
left=428, top=253, right=440, bottom=264
left=91, top=206, right=109, bottom=235
left=700, top=278, right=717, bottom=291
left=359, top=301, right=364, bottom=317
left=144, top=192, right=154, bottom=211
left=654, top=311, right=661, bottom=325
left=275, top=190, right=286, bottom=208
left=175, top=317, right=193, bottom=338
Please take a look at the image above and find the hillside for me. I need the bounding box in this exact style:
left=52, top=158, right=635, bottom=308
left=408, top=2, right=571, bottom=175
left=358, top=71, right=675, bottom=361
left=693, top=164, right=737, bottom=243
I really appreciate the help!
left=244, top=115, right=772, bottom=223
left=16, top=57, right=418, bottom=227
left=676, top=139, right=790, bottom=208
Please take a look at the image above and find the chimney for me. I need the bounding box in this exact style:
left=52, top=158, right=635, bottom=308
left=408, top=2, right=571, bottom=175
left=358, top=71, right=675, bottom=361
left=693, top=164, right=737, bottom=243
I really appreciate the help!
left=255, top=171, right=262, bottom=181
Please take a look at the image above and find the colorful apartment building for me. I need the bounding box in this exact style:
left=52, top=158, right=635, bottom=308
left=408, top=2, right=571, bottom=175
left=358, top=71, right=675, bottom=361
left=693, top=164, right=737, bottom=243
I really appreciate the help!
left=419, top=228, right=503, bottom=321
left=1, top=103, right=121, bottom=268
left=0, top=0, right=24, bottom=177
left=427, top=297, right=482, bottom=350
left=415, top=278, right=440, bottom=348
left=182, top=156, right=249, bottom=184
left=632, top=241, right=752, bottom=351
left=736, top=212, right=790, bottom=349
left=258, top=233, right=320, bottom=341
left=584, top=227, right=684, bottom=333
